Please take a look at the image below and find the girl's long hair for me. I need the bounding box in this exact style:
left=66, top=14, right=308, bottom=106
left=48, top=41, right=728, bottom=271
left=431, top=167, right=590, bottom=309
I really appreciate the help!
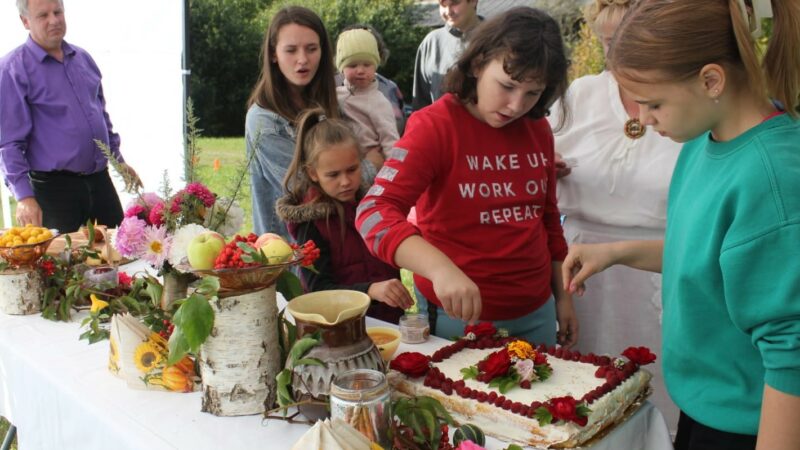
left=283, top=107, right=360, bottom=235
left=607, top=0, right=800, bottom=117
left=443, top=7, right=570, bottom=129
left=247, top=6, right=339, bottom=123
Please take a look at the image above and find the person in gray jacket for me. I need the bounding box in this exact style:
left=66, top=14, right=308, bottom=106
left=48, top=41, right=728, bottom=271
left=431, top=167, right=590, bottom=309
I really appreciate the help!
left=411, top=0, right=481, bottom=111
left=245, top=6, right=376, bottom=238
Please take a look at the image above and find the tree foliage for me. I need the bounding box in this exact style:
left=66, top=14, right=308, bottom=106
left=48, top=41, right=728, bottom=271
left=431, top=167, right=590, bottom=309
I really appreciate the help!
left=190, top=0, right=427, bottom=137
left=261, top=0, right=428, bottom=107
left=189, top=0, right=268, bottom=136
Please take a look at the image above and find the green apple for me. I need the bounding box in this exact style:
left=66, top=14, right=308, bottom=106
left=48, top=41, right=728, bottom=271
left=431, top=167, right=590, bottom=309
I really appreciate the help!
left=187, top=231, right=225, bottom=270
left=260, top=238, right=293, bottom=264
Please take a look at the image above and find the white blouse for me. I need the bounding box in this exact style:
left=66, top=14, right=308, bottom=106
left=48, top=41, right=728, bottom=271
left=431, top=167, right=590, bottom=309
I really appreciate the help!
left=549, top=71, right=681, bottom=231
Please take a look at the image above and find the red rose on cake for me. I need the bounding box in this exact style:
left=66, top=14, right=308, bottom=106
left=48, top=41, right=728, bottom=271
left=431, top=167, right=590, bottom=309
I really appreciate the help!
left=390, top=352, right=431, bottom=378
left=464, top=322, right=496, bottom=339
left=622, top=346, right=657, bottom=365
left=477, top=349, right=512, bottom=379
left=547, top=396, right=589, bottom=427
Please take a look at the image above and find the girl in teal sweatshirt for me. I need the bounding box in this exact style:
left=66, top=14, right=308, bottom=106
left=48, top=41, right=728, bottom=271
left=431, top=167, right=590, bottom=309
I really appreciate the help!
left=561, top=1, right=800, bottom=449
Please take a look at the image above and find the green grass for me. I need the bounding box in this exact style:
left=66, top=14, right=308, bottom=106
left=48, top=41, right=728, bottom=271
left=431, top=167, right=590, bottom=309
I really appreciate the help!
left=194, top=137, right=252, bottom=235
left=0, top=199, right=17, bottom=228
left=0, top=417, right=17, bottom=450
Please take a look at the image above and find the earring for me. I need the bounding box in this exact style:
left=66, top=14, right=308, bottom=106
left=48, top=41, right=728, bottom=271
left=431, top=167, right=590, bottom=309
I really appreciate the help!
left=712, top=90, right=720, bottom=104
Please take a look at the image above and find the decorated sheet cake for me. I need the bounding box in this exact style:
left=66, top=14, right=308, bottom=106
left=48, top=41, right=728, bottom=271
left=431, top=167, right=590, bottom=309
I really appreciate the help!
left=387, top=323, right=655, bottom=448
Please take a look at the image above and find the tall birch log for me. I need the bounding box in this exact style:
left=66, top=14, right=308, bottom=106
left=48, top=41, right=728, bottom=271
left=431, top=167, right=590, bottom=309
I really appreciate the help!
left=0, top=268, right=43, bottom=315
left=200, top=285, right=280, bottom=416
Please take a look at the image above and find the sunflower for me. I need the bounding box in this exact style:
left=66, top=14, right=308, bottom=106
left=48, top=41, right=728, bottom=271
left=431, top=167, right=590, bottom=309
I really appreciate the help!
left=108, top=336, right=120, bottom=374
left=134, top=341, right=163, bottom=373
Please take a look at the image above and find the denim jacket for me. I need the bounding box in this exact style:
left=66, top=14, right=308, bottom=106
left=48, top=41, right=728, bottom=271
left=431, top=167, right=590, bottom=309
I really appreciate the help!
left=245, top=104, right=377, bottom=239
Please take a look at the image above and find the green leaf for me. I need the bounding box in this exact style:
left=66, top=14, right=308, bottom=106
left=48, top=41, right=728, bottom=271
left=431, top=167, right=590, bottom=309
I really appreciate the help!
left=293, top=357, right=325, bottom=368
left=166, top=327, right=192, bottom=366
left=417, top=408, right=438, bottom=446
left=193, top=275, right=220, bottom=296
left=276, top=270, right=303, bottom=301
left=408, top=411, right=426, bottom=445
left=504, top=445, right=524, bottom=450
left=499, top=378, right=518, bottom=394
left=144, top=276, right=164, bottom=307
left=416, top=396, right=454, bottom=424
left=288, top=333, right=322, bottom=368
left=536, top=364, right=553, bottom=381
left=576, top=403, right=592, bottom=417
left=488, top=377, right=503, bottom=388
left=171, top=293, right=214, bottom=352
left=460, top=366, right=478, bottom=380
left=535, top=406, right=554, bottom=426
left=276, top=368, right=295, bottom=415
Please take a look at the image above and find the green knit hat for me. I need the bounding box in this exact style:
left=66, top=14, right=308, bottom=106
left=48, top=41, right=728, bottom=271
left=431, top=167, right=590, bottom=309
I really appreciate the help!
left=335, top=29, right=380, bottom=71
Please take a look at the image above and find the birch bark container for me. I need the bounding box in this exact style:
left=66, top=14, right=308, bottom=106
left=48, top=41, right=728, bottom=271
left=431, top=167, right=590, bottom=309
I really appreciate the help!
left=200, top=285, right=281, bottom=416
left=0, top=268, right=43, bottom=315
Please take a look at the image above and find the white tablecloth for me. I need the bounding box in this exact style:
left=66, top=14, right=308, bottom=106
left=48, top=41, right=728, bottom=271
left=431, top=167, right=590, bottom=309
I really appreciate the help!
left=0, top=303, right=674, bottom=450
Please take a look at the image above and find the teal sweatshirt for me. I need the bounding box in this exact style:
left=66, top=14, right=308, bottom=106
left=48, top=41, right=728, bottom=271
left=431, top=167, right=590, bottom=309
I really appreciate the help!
left=663, top=113, right=800, bottom=434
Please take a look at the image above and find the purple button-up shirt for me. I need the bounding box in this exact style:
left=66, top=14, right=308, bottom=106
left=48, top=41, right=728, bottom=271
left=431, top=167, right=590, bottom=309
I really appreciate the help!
left=0, top=37, right=124, bottom=200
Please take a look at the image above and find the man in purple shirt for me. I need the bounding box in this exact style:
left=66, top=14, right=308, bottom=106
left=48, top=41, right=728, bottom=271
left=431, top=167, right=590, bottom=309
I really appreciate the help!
left=0, top=0, right=141, bottom=232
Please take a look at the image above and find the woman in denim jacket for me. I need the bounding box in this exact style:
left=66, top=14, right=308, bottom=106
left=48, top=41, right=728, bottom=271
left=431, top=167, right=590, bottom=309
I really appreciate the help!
left=246, top=6, right=377, bottom=238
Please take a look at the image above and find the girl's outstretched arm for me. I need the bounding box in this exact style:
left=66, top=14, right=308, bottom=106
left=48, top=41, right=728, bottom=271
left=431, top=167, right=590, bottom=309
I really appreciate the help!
left=394, top=235, right=482, bottom=324
left=562, top=240, right=663, bottom=296
left=757, top=385, right=800, bottom=450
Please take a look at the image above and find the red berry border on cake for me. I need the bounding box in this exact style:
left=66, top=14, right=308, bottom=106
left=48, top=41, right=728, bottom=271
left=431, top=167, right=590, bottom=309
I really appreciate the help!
left=390, top=325, right=656, bottom=427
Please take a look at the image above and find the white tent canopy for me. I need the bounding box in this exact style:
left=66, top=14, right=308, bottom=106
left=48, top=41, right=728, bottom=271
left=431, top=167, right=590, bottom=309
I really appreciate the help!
left=0, top=0, right=185, bottom=228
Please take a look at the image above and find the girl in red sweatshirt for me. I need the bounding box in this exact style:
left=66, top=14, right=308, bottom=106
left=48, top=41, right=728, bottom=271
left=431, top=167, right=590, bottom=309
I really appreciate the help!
left=356, top=8, right=577, bottom=346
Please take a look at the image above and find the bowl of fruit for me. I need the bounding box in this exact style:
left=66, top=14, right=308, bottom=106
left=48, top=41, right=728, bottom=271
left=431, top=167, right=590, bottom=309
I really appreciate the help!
left=187, top=232, right=303, bottom=291
left=0, top=226, right=59, bottom=268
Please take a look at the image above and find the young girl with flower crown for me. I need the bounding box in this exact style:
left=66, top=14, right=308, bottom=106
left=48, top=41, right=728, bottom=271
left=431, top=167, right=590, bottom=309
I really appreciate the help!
left=562, top=1, right=800, bottom=448
left=356, top=8, right=577, bottom=346
left=276, top=107, right=413, bottom=324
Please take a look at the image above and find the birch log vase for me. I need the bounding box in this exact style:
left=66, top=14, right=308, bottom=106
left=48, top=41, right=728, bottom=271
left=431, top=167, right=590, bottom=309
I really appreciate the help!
left=200, top=285, right=281, bottom=416
left=0, top=268, right=44, bottom=315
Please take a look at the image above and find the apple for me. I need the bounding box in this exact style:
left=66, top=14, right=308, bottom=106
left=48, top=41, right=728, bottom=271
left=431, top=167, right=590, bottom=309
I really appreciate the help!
left=254, top=232, right=283, bottom=249
left=187, top=231, right=226, bottom=270
left=260, top=237, right=293, bottom=264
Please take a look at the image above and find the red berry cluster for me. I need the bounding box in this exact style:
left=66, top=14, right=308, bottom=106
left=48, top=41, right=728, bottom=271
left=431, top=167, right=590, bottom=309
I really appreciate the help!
left=38, top=259, right=56, bottom=277
left=159, top=319, right=175, bottom=339
left=214, top=233, right=260, bottom=269
left=290, top=240, right=321, bottom=266
left=438, top=423, right=453, bottom=450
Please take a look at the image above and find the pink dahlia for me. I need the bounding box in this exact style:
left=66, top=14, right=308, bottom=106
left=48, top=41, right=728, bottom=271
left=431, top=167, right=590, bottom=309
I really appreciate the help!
left=113, top=217, right=148, bottom=258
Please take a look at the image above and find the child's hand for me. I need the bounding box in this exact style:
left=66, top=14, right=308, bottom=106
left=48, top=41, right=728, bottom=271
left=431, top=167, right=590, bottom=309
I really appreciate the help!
left=554, top=152, right=572, bottom=178
left=431, top=265, right=482, bottom=324
left=555, top=295, right=578, bottom=348
left=364, top=148, right=384, bottom=171
left=368, top=279, right=415, bottom=309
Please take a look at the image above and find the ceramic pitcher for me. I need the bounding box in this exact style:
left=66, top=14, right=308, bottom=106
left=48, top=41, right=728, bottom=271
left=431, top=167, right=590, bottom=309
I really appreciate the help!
left=286, top=290, right=385, bottom=420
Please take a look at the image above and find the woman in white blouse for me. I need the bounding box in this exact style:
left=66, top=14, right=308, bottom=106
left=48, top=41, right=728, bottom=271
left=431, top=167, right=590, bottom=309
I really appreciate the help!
left=548, top=0, right=680, bottom=434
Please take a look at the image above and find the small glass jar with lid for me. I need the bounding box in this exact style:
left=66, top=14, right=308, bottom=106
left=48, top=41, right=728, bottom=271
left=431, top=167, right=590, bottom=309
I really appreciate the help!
left=399, top=313, right=430, bottom=344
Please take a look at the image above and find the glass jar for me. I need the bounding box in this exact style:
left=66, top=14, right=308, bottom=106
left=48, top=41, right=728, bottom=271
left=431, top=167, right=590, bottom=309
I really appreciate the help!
left=329, top=369, right=391, bottom=447
left=399, top=313, right=430, bottom=344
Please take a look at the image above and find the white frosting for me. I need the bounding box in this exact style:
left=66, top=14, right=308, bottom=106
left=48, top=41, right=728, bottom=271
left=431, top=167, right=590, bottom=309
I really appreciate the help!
left=438, top=348, right=604, bottom=404
left=389, top=345, right=652, bottom=448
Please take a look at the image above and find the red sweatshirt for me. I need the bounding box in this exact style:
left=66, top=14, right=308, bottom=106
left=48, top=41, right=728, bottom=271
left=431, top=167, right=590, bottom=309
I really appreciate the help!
left=356, top=94, right=568, bottom=320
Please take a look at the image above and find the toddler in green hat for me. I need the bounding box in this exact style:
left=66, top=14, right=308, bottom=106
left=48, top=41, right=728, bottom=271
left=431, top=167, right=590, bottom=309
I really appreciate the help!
left=336, top=28, right=399, bottom=167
